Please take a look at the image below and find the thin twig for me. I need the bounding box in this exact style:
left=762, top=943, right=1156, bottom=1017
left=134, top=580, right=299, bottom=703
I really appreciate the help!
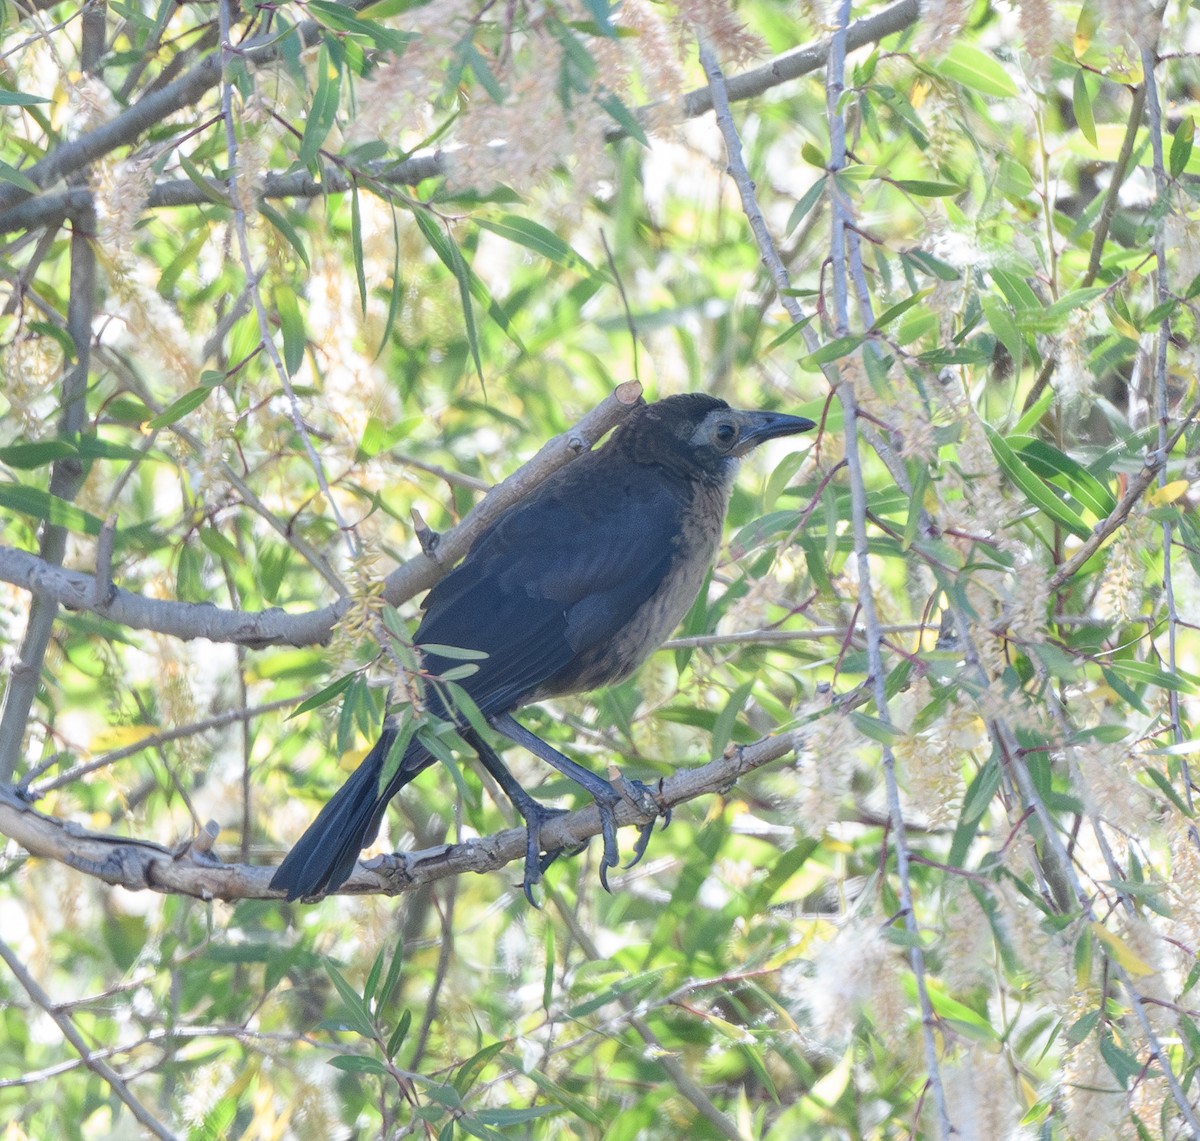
left=1141, top=38, right=1189, bottom=809
left=1047, top=404, right=1199, bottom=591
left=0, top=1, right=922, bottom=234
left=0, top=937, right=179, bottom=1140
left=25, top=695, right=301, bottom=797
left=0, top=725, right=801, bottom=899
left=547, top=886, right=751, bottom=1141
left=0, top=9, right=102, bottom=784
left=820, top=3, right=949, bottom=1132
left=217, top=0, right=357, bottom=561
left=1022, top=83, right=1149, bottom=415
left=0, top=384, right=643, bottom=648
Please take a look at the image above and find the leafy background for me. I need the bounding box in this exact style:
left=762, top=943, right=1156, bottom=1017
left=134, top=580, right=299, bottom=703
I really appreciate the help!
left=1, top=0, right=1198, bottom=1138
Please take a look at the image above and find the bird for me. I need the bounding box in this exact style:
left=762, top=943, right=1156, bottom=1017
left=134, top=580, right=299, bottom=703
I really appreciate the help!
left=269, top=392, right=815, bottom=902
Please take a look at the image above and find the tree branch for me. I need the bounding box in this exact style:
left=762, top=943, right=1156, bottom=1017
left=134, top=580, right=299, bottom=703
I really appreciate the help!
left=0, top=382, right=643, bottom=647
left=0, top=727, right=799, bottom=899
left=1047, top=404, right=1198, bottom=591
left=0, top=934, right=179, bottom=1140
left=0, top=0, right=921, bottom=235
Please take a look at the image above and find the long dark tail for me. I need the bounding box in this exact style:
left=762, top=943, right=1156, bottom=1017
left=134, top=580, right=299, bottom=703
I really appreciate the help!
left=269, top=725, right=431, bottom=900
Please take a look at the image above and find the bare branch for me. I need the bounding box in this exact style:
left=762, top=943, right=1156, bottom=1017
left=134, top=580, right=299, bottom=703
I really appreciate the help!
left=0, top=1, right=921, bottom=235
left=0, top=382, right=643, bottom=647
left=0, top=726, right=798, bottom=899
left=0, top=934, right=179, bottom=1140
left=1047, top=405, right=1199, bottom=591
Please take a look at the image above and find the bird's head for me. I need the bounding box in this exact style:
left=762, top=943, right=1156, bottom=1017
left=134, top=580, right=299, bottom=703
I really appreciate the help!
left=616, top=393, right=815, bottom=484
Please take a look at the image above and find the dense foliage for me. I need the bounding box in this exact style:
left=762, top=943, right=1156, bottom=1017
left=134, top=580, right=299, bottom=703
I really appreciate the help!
left=1, top=0, right=1198, bottom=1137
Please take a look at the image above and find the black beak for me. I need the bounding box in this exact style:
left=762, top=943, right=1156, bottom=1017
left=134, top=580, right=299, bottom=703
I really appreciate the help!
left=733, top=410, right=817, bottom=456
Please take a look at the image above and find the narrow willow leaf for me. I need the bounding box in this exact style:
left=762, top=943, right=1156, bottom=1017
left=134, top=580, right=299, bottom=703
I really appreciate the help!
left=1073, top=71, right=1097, bottom=146
left=274, top=284, right=306, bottom=375
left=891, top=178, right=963, bottom=197
left=0, top=484, right=103, bottom=535
left=287, top=671, right=357, bottom=719
left=984, top=424, right=1091, bottom=539
left=936, top=43, right=1019, bottom=98
left=1170, top=114, right=1195, bottom=179
left=350, top=185, right=367, bottom=315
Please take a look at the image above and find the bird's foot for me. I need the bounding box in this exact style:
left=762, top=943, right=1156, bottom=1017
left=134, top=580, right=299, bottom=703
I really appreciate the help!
left=591, top=774, right=674, bottom=888
left=516, top=801, right=568, bottom=906
left=591, top=792, right=623, bottom=892
left=620, top=776, right=673, bottom=869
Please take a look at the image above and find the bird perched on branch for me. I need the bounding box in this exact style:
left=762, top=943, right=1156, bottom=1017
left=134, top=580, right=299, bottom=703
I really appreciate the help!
left=269, top=392, right=815, bottom=902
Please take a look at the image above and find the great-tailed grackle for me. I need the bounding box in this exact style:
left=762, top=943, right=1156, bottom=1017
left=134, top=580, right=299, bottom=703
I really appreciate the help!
left=269, top=393, right=814, bottom=901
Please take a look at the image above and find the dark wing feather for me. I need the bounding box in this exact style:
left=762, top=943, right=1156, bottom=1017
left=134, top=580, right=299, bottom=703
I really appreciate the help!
left=414, top=461, right=685, bottom=716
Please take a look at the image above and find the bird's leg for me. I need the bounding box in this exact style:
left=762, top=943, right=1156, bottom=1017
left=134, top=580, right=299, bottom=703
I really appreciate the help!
left=461, top=728, right=565, bottom=905
left=490, top=713, right=661, bottom=890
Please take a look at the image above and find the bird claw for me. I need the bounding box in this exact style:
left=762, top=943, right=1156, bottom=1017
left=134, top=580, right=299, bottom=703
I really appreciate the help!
left=626, top=817, right=656, bottom=869
left=623, top=778, right=672, bottom=868
left=591, top=775, right=672, bottom=878
left=517, top=803, right=568, bottom=906
left=596, top=798, right=621, bottom=892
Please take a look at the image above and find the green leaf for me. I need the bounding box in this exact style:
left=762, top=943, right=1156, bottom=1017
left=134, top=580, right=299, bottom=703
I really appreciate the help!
left=376, top=942, right=407, bottom=1014
left=328, top=1054, right=390, bottom=1075
left=324, top=961, right=377, bottom=1039
left=1106, top=660, right=1194, bottom=693
left=198, top=525, right=242, bottom=565
left=950, top=753, right=1002, bottom=866
left=1073, top=71, right=1097, bottom=147
left=798, top=334, right=864, bottom=369
left=902, top=249, right=960, bottom=281
left=935, top=43, right=1019, bottom=98
left=596, top=91, right=648, bottom=146
left=350, top=185, right=368, bottom=315
left=306, top=1, right=414, bottom=51
left=259, top=202, right=311, bottom=269
left=146, top=382, right=221, bottom=429
left=1170, top=114, right=1195, bottom=179
left=891, top=178, right=963, bottom=197
left=177, top=152, right=230, bottom=207
left=786, top=176, right=827, bottom=233
left=0, top=484, right=103, bottom=535
left=850, top=711, right=902, bottom=745
left=983, top=423, right=1092, bottom=539
left=981, top=295, right=1024, bottom=378
left=420, top=643, right=490, bottom=661
left=762, top=314, right=814, bottom=352
left=475, top=215, right=592, bottom=270
left=386, top=1008, right=412, bottom=1059
left=475, top=1107, right=562, bottom=1127
left=287, top=672, right=357, bottom=719
left=0, top=441, right=79, bottom=469
left=801, top=141, right=826, bottom=168
left=0, top=89, right=50, bottom=106
left=751, top=839, right=819, bottom=909
left=453, top=1041, right=506, bottom=1095
left=379, top=712, right=419, bottom=790
left=462, top=42, right=505, bottom=103
left=711, top=679, right=754, bottom=757
left=299, top=44, right=341, bottom=169
left=0, top=160, right=40, bottom=194
left=1008, top=437, right=1117, bottom=517
left=412, top=209, right=486, bottom=385
left=871, top=289, right=934, bottom=332
left=441, top=681, right=491, bottom=740
left=1098, top=1031, right=1141, bottom=1089
left=274, top=284, right=306, bottom=375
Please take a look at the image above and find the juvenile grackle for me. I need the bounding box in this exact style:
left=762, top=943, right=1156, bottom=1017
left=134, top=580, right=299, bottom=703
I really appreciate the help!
left=269, top=393, right=814, bottom=901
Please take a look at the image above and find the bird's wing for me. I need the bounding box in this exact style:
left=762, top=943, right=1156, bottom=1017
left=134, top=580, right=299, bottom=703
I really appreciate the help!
left=413, top=468, right=686, bottom=716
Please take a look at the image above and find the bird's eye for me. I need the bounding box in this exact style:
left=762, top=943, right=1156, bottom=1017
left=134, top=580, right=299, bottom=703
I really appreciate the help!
left=714, top=423, right=738, bottom=447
